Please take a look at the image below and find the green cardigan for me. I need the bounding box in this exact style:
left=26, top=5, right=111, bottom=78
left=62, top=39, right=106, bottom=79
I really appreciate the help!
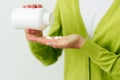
left=28, top=0, right=120, bottom=80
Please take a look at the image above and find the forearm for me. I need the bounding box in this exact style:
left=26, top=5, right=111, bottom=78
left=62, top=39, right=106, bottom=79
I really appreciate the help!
left=28, top=41, right=62, bottom=66
left=79, top=39, right=120, bottom=79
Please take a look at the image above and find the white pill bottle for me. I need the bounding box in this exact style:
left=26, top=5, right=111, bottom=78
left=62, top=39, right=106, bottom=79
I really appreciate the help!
left=11, top=8, right=54, bottom=30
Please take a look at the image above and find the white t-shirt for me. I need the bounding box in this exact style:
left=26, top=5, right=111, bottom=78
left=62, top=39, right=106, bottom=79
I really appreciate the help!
left=79, top=0, right=114, bottom=38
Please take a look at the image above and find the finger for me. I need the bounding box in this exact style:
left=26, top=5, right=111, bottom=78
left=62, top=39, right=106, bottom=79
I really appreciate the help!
left=31, top=4, right=37, bottom=8
left=26, top=4, right=31, bottom=8
left=25, top=28, right=36, bottom=35
left=28, top=36, right=65, bottom=48
left=28, top=36, right=60, bottom=46
left=25, top=28, right=43, bottom=37
left=28, top=36, right=50, bottom=44
left=25, top=28, right=33, bottom=34
left=37, top=4, right=43, bottom=8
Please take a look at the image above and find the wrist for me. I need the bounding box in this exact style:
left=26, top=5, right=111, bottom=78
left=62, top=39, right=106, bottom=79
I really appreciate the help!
left=76, top=37, right=86, bottom=49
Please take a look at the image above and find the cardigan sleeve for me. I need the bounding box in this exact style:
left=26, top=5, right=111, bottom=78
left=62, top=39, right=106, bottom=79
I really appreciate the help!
left=79, top=39, right=120, bottom=79
left=28, top=0, right=62, bottom=66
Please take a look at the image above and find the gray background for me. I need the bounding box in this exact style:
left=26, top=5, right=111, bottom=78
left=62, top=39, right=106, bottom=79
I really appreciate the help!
left=0, top=0, right=64, bottom=80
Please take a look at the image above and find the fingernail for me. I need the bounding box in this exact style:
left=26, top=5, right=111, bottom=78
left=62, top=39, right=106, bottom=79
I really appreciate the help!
left=31, top=4, right=36, bottom=8
left=37, top=4, right=43, bottom=8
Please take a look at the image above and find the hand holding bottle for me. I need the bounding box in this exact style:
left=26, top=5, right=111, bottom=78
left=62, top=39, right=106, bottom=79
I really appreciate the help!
left=11, top=4, right=53, bottom=30
left=24, top=4, right=43, bottom=38
left=23, top=4, right=86, bottom=49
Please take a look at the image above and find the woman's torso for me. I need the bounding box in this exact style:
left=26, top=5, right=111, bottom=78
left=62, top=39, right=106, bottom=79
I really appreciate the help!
left=58, top=0, right=120, bottom=80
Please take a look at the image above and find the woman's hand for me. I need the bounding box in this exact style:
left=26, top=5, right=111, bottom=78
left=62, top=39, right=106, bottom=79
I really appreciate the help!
left=23, top=4, right=43, bottom=40
left=26, top=34, right=86, bottom=49
left=23, top=4, right=43, bottom=8
left=23, top=4, right=86, bottom=49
